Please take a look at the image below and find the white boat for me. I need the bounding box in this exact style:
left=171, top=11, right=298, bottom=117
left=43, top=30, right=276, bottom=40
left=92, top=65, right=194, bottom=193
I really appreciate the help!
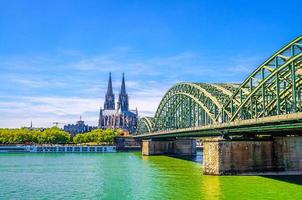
left=0, top=145, right=117, bottom=153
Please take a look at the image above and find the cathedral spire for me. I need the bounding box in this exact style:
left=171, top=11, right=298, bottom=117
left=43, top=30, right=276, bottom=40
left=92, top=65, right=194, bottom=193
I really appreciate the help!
left=104, top=72, right=115, bottom=110
left=107, top=72, right=114, bottom=96
left=121, top=72, right=126, bottom=95
left=118, top=72, right=129, bottom=112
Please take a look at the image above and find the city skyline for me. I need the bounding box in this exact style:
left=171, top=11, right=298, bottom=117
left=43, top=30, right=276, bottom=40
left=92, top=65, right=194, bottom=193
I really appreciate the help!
left=0, top=0, right=302, bottom=127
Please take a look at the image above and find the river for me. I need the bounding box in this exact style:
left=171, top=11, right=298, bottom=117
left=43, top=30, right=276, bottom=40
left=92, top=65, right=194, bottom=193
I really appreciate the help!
left=0, top=152, right=301, bottom=200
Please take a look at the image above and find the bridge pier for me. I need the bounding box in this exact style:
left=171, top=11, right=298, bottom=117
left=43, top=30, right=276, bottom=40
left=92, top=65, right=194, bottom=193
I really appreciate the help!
left=203, top=136, right=302, bottom=175
left=142, top=138, right=196, bottom=156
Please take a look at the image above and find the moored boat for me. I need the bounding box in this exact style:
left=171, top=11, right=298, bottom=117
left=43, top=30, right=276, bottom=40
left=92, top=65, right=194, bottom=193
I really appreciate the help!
left=0, top=145, right=116, bottom=153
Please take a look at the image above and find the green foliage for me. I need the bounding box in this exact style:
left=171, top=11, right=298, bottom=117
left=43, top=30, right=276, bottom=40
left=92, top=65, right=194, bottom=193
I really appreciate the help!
left=0, top=127, right=71, bottom=144
left=0, top=127, right=120, bottom=145
left=73, top=128, right=121, bottom=144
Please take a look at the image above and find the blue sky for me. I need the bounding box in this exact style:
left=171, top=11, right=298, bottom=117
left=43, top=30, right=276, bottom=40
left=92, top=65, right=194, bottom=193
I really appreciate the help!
left=0, top=0, right=301, bottom=128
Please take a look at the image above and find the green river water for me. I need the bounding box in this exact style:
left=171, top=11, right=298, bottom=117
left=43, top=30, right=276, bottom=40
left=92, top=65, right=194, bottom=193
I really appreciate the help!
left=0, top=152, right=302, bottom=200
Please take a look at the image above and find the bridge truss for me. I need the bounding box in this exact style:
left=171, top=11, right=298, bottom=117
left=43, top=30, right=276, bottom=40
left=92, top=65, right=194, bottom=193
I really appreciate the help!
left=136, top=36, right=302, bottom=136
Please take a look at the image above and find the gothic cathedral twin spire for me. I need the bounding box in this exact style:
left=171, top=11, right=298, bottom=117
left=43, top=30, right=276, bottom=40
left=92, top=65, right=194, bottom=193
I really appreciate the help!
left=104, top=72, right=115, bottom=110
left=103, top=72, right=129, bottom=112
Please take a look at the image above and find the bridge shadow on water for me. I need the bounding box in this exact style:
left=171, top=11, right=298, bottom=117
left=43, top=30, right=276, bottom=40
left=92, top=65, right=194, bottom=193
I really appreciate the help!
left=166, top=150, right=203, bottom=164
left=165, top=150, right=302, bottom=186
left=261, top=175, right=302, bottom=186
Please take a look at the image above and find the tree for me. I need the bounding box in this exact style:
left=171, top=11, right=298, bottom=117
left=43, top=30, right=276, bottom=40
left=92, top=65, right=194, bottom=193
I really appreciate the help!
left=0, top=127, right=121, bottom=145
left=0, top=127, right=72, bottom=144
left=73, top=134, right=85, bottom=144
left=72, top=128, right=120, bottom=144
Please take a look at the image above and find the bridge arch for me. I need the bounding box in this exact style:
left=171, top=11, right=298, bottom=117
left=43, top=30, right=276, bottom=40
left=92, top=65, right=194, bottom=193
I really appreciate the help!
left=136, top=35, right=302, bottom=135
left=152, top=83, right=235, bottom=131
left=136, top=117, right=155, bottom=134
left=222, top=35, right=302, bottom=122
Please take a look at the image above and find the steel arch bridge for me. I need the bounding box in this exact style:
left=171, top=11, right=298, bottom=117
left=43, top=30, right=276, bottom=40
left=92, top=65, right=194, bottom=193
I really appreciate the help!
left=136, top=36, right=302, bottom=137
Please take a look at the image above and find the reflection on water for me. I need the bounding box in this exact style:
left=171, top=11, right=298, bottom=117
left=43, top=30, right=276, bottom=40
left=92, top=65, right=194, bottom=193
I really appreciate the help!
left=203, top=175, right=221, bottom=200
left=164, top=151, right=222, bottom=200
left=0, top=152, right=302, bottom=200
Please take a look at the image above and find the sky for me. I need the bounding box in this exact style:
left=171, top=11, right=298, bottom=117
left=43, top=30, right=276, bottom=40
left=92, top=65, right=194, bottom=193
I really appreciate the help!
left=0, top=0, right=302, bottom=128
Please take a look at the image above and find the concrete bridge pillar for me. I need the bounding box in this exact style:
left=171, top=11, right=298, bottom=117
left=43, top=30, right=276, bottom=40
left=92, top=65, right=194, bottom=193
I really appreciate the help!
left=142, top=138, right=196, bottom=156
left=203, top=136, right=302, bottom=175
left=142, top=140, right=172, bottom=156
left=173, top=139, right=197, bottom=155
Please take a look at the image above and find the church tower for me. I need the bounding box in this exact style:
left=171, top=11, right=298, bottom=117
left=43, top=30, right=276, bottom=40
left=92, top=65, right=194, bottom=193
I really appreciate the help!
left=99, top=72, right=138, bottom=133
left=118, top=73, right=129, bottom=112
left=104, top=72, right=115, bottom=110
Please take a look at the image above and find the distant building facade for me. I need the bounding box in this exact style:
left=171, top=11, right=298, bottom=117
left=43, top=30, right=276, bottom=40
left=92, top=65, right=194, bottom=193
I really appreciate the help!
left=98, top=73, right=138, bottom=133
left=64, top=117, right=95, bottom=136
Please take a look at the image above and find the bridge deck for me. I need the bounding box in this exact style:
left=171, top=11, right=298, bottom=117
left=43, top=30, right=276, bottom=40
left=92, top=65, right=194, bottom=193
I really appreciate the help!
left=135, top=112, right=302, bottom=139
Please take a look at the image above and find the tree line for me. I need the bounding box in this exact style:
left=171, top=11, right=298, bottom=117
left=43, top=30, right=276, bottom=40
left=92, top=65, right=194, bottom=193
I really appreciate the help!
left=0, top=127, right=121, bottom=145
left=73, top=129, right=121, bottom=145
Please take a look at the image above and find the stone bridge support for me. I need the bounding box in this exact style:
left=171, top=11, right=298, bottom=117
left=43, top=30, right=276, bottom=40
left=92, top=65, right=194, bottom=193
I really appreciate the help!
left=142, top=138, right=196, bottom=156
left=203, top=136, right=302, bottom=175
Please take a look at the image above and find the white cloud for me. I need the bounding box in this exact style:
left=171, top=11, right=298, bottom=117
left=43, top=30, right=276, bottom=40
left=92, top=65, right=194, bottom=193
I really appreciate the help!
left=0, top=85, right=167, bottom=128
left=0, top=47, right=266, bottom=128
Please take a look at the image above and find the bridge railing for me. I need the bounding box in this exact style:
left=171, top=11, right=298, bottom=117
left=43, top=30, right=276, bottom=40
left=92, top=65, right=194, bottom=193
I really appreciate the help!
left=135, top=112, right=302, bottom=137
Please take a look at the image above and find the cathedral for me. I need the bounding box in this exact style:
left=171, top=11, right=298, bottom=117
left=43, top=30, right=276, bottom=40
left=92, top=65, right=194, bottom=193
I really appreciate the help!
left=98, top=73, right=138, bottom=133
